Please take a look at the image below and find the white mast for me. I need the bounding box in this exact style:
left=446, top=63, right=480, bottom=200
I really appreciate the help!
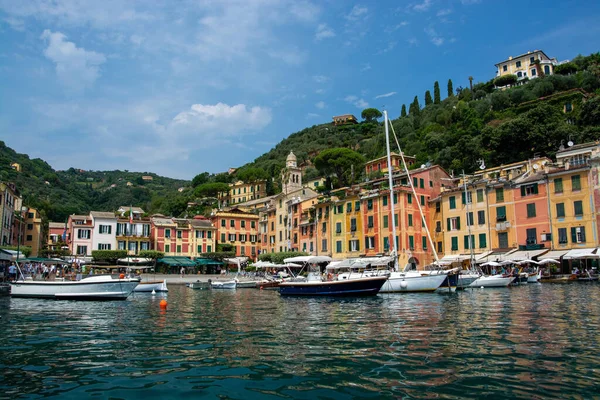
left=384, top=111, right=399, bottom=272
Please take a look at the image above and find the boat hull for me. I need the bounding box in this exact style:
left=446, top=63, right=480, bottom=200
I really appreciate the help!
left=380, top=272, right=447, bottom=293
left=211, top=280, right=237, bottom=289
left=469, top=275, right=515, bottom=288
left=134, top=279, right=168, bottom=292
left=458, top=273, right=480, bottom=289
left=10, top=276, right=139, bottom=300
left=188, top=281, right=211, bottom=290
left=279, top=276, right=387, bottom=296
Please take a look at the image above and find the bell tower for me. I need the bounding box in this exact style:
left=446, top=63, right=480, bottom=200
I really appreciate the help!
left=282, top=151, right=302, bottom=193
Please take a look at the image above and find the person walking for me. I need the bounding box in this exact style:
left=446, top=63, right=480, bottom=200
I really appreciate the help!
left=180, top=266, right=185, bottom=279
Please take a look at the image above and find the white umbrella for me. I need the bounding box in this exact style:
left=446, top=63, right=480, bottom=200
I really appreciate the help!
left=538, top=258, right=560, bottom=265
left=481, top=261, right=501, bottom=267
left=516, top=259, right=539, bottom=265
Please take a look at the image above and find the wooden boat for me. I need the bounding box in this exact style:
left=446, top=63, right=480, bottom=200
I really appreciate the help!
left=134, top=279, right=168, bottom=292
left=256, top=279, right=282, bottom=290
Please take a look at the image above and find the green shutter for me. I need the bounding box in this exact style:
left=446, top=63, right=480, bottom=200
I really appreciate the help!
left=451, top=237, right=458, bottom=251
left=447, top=218, right=451, bottom=231
left=571, top=227, right=577, bottom=243
left=449, top=196, right=456, bottom=209
left=520, top=186, right=526, bottom=196
left=461, top=191, right=466, bottom=204
left=383, top=196, right=388, bottom=206
left=533, top=184, right=539, bottom=194
left=422, top=236, right=427, bottom=250
left=464, top=235, right=469, bottom=249
left=383, top=216, right=389, bottom=228
left=581, top=227, right=586, bottom=242
left=409, top=236, right=414, bottom=250
left=456, top=217, right=461, bottom=230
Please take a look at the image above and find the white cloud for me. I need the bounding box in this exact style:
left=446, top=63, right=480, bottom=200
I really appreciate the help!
left=377, top=41, right=397, bottom=54
left=313, top=75, right=329, bottom=83
left=130, top=34, right=144, bottom=45
left=424, top=27, right=444, bottom=46
left=344, top=95, right=368, bottom=109
left=40, top=30, right=106, bottom=90
left=407, top=37, right=419, bottom=46
left=360, top=63, right=371, bottom=72
left=171, top=103, right=272, bottom=138
left=306, top=112, right=320, bottom=118
left=412, top=0, right=432, bottom=12
left=290, top=1, right=320, bottom=21
left=315, top=88, right=325, bottom=94
left=3, top=16, right=25, bottom=31
left=437, top=9, right=452, bottom=17
left=461, top=0, right=481, bottom=4
left=345, top=5, right=368, bottom=21
left=375, top=92, right=397, bottom=99
left=315, top=23, right=335, bottom=40
left=315, top=101, right=325, bottom=109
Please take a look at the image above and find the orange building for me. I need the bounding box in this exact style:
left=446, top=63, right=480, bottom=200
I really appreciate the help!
left=212, top=208, right=260, bottom=260
left=512, top=173, right=551, bottom=251
left=364, top=152, right=416, bottom=178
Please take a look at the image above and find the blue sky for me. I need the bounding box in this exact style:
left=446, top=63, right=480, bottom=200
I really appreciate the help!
left=1, top=0, right=599, bottom=180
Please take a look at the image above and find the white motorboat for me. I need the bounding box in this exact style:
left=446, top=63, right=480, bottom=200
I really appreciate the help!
left=527, top=270, right=542, bottom=283
left=469, top=274, right=515, bottom=288
left=10, top=274, right=140, bottom=300
left=211, top=279, right=237, bottom=289
left=457, top=271, right=481, bottom=289
left=134, top=279, right=168, bottom=293
left=380, top=270, right=448, bottom=293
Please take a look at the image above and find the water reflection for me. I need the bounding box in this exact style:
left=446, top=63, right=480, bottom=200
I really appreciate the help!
left=1, top=284, right=599, bottom=399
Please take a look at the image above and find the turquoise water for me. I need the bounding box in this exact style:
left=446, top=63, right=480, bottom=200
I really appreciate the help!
left=1, top=283, right=599, bottom=399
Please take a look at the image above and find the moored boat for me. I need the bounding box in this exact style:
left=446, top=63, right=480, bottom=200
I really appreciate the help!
left=279, top=275, right=388, bottom=296
left=10, top=274, right=140, bottom=300
left=469, top=274, right=515, bottom=288
left=134, top=279, right=168, bottom=292
left=188, top=280, right=211, bottom=290
left=211, top=279, right=237, bottom=289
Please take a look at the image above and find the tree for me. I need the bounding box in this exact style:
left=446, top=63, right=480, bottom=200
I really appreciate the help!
left=447, top=79, right=454, bottom=97
left=92, top=250, right=128, bottom=264
left=409, top=96, right=421, bottom=115
left=425, top=90, right=433, bottom=106
left=554, top=62, right=578, bottom=75
left=313, top=148, right=365, bottom=188
left=361, top=108, right=383, bottom=123
left=580, top=96, right=600, bottom=126
left=194, top=182, right=230, bottom=198
left=192, top=172, right=210, bottom=187
left=494, top=74, right=518, bottom=88
left=434, top=81, right=441, bottom=104
left=401, top=104, right=407, bottom=117
left=235, top=167, right=268, bottom=183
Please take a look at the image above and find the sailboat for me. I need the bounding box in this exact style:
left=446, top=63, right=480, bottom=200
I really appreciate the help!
left=378, top=111, right=454, bottom=293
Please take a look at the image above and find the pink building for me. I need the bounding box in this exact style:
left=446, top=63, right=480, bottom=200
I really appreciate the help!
left=512, top=173, right=551, bottom=250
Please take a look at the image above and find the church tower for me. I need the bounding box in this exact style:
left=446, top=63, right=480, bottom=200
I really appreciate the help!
left=281, top=151, right=302, bottom=193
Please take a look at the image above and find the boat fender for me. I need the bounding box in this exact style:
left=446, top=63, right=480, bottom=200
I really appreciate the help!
left=160, top=299, right=167, bottom=309
left=400, top=280, right=408, bottom=289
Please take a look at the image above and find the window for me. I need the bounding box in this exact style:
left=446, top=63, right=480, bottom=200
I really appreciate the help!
left=435, top=202, right=441, bottom=213
left=347, top=203, right=352, bottom=213
left=466, top=212, right=474, bottom=226
left=530, top=56, right=535, bottom=64
left=451, top=237, right=458, bottom=251
left=419, top=178, right=424, bottom=189
left=196, top=230, right=204, bottom=239
left=531, top=68, right=537, bottom=76
left=574, top=200, right=584, bottom=216
left=516, top=60, right=522, bottom=68
left=229, top=234, right=236, bottom=241
left=413, top=177, right=418, bottom=187
left=464, top=235, right=474, bottom=250
left=558, top=228, right=568, bottom=244
left=367, top=199, right=373, bottom=210
left=526, top=228, right=537, bottom=245
left=350, top=219, right=357, bottom=232
left=207, top=231, right=212, bottom=239
left=498, top=232, right=509, bottom=248
left=394, top=194, right=398, bottom=204
left=394, top=214, right=399, bottom=227
left=77, top=229, right=91, bottom=239
left=409, top=235, right=414, bottom=250
left=435, top=221, right=441, bottom=232
left=544, top=65, right=550, bottom=75
left=220, top=233, right=225, bottom=242
left=165, top=229, right=171, bottom=238
left=408, top=214, right=413, bottom=227
left=383, top=196, right=388, bottom=206
left=447, top=217, right=460, bottom=231
left=176, top=245, right=181, bottom=253
left=165, top=244, right=170, bottom=253
left=449, top=196, right=456, bottom=209
left=437, top=241, right=442, bottom=253
left=251, top=221, right=256, bottom=229
left=365, top=236, right=375, bottom=249
left=496, top=206, right=506, bottom=222
left=565, top=102, right=573, bottom=112
left=336, top=240, right=342, bottom=253
left=118, top=241, right=126, bottom=250
left=76, top=245, right=87, bottom=255
left=503, top=65, right=507, bottom=72
left=27, top=223, right=33, bottom=230
left=554, top=178, right=563, bottom=193
left=496, top=188, right=504, bottom=202
left=337, top=205, right=343, bottom=214
left=521, top=184, right=539, bottom=196
left=383, top=215, right=388, bottom=228
left=176, top=230, right=182, bottom=239
left=355, top=201, right=360, bottom=211
left=197, top=245, right=203, bottom=253
left=98, top=243, right=111, bottom=250
left=230, top=219, right=235, bottom=228
left=322, top=222, right=327, bottom=233
left=143, top=224, right=150, bottom=236
left=336, top=222, right=342, bottom=233
left=476, top=189, right=484, bottom=203
left=239, top=234, right=247, bottom=242
left=479, top=233, right=487, bottom=248
left=407, top=194, right=412, bottom=204
left=517, top=71, right=522, bottom=78
left=383, top=237, right=389, bottom=251
left=420, top=195, right=425, bottom=206
left=241, top=220, right=246, bottom=228
left=26, top=235, right=32, bottom=241
left=556, top=203, right=565, bottom=218
left=422, top=236, right=427, bottom=250
left=141, top=242, right=149, bottom=251
left=572, top=175, right=581, bottom=191
left=99, top=225, right=112, bottom=234
left=322, top=239, right=328, bottom=252
left=526, top=203, right=536, bottom=218
left=348, top=239, right=360, bottom=252
left=477, top=210, right=485, bottom=225
left=221, top=219, right=226, bottom=227
left=368, top=216, right=374, bottom=228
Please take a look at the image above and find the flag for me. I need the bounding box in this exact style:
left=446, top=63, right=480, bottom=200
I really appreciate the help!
left=129, top=205, right=133, bottom=224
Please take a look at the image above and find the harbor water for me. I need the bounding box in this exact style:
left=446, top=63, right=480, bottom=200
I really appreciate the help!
left=1, top=283, right=599, bottom=399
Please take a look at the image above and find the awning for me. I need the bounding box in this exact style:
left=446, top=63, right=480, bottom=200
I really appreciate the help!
left=505, top=249, right=549, bottom=261
left=157, top=257, right=196, bottom=267
left=541, top=250, right=569, bottom=260
left=0, top=249, right=26, bottom=261
left=194, top=258, right=224, bottom=266
left=18, top=257, right=69, bottom=264
left=476, top=249, right=517, bottom=263
left=563, top=248, right=599, bottom=259
left=283, top=256, right=332, bottom=263
left=439, top=254, right=471, bottom=263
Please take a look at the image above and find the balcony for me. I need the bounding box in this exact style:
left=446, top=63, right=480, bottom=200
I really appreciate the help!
left=518, top=243, right=545, bottom=251
left=496, top=221, right=511, bottom=231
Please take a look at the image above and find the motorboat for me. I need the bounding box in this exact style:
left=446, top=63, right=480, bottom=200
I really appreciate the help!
left=469, top=274, right=515, bottom=288
left=10, top=274, right=140, bottom=300
left=236, top=280, right=260, bottom=288
left=134, top=279, right=168, bottom=292
left=211, top=279, right=237, bottom=289
left=527, top=270, right=542, bottom=283
left=188, top=280, right=211, bottom=290
left=380, top=270, right=448, bottom=293
left=457, top=271, right=481, bottom=289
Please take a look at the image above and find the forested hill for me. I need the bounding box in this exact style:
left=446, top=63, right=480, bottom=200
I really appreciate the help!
left=243, top=52, right=600, bottom=180
left=0, top=141, right=188, bottom=222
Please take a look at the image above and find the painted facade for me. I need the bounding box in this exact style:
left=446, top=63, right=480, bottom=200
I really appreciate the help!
left=212, top=208, right=260, bottom=259
left=495, top=49, right=558, bottom=81
left=22, top=207, right=43, bottom=257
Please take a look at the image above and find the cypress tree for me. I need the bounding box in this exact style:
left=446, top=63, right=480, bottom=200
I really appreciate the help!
left=409, top=96, right=420, bottom=115
left=401, top=104, right=407, bottom=117
left=425, top=90, right=433, bottom=106
left=434, top=81, right=441, bottom=104
left=447, top=79, right=454, bottom=97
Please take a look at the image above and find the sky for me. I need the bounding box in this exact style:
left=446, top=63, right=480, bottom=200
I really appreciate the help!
left=1, top=0, right=599, bottom=180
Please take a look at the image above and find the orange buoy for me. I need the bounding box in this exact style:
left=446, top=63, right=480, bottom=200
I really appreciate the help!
left=159, top=299, right=168, bottom=309
left=119, top=273, right=125, bottom=279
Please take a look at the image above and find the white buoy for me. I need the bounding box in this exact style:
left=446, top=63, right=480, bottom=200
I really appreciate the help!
left=400, top=280, right=408, bottom=289
left=152, top=289, right=156, bottom=295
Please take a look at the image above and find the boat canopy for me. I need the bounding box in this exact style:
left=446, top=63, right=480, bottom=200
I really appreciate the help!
left=18, top=257, right=69, bottom=264
left=563, top=248, right=600, bottom=259
left=224, top=257, right=248, bottom=265
left=157, top=256, right=197, bottom=267
left=0, top=249, right=27, bottom=261
left=117, top=257, right=152, bottom=264
left=504, top=249, right=549, bottom=262
left=283, top=255, right=332, bottom=264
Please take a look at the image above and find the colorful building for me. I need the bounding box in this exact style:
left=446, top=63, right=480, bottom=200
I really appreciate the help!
left=364, top=152, right=416, bottom=178
left=222, top=180, right=268, bottom=206
left=212, top=208, right=260, bottom=259
left=0, top=182, right=21, bottom=246
left=495, top=49, right=558, bottom=81
left=68, top=214, right=93, bottom=256
left=189, top=216, right=216, bottom=257
left=22, top=207, right=43, bottom=257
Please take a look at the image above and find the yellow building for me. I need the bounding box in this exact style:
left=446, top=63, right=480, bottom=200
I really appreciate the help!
left=223, top=180, right=268, bottom=206
left=495, top=49, right=558, bottom=82
left=10, top=163, right=21, bottom=172
left=0, top=181, right=21, bottom=246
left=22, top=207, right=43, bottom=257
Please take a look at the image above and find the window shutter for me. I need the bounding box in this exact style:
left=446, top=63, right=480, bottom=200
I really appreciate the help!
left=571, top=227, right=577, bottom=243
left=456, top=217, right=461, bottom=230
left=581, top=227, right=586, bottom=242
left=520, top=186, right=526, bottom=196
left=108, top=226, right=112, bottom=234
left=461, top=192, right=466, bottom=204
left=533, top=184, right=538, bottom=194
left=447, top=218, right=451, bottom=231
left=348, top=241, right=352, bottom=251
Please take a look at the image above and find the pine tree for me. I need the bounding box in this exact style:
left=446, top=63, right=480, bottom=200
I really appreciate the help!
left=434, top=81, right=441, bottom=104
left=401, top=104, right=407, bottom=117
left=447, top=79, right=454, bottom=97
left=425, top=90, right=433, bottom=106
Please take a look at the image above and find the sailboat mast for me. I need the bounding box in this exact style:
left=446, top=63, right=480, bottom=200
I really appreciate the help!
left=384, top=111, right=399, bottom=272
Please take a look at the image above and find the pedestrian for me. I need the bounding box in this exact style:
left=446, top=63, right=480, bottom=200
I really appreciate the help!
left=8, top=263, right=17, bottom=281
left=180, top=266, right=185, bottom=278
